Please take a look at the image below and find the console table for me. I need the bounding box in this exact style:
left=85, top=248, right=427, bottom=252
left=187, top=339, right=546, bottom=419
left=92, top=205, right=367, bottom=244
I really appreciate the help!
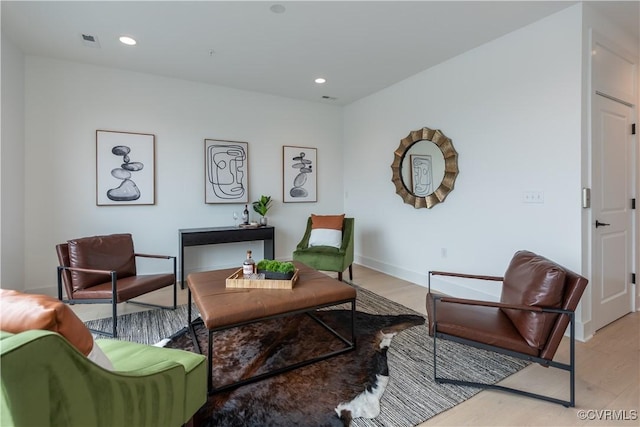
left=178, top=226, right=275, bottom=289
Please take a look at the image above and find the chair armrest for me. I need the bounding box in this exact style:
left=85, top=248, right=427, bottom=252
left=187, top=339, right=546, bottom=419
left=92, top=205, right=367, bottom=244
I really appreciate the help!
left=428, top=270, right=503, bottom=293
left=296, top=218, right=313, bottom=250
left=432, top=294, right=573, bottom=314
left=58, top=265, right=114, bottom=275
left=135, top=253, right=176, bottom=260
left=429, top=270, right=504, bottom=281
left=134, top=254, right=177, bottom=282
left=339, top=218, right=354, bottom=255
left=433, top=294, right=541, bottom=312
left=57, top=266, right=118, bottom=301
left=110, top=359, right=183, bottom=376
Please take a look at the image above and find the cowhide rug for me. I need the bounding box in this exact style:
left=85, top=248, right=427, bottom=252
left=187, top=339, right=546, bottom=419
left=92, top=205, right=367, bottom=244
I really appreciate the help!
left=165, top=309, right=424, bottom=427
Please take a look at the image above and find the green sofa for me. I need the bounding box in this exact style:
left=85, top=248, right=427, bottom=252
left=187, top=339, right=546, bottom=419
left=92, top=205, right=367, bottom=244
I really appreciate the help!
left=1, top=329, right=207, bottom=427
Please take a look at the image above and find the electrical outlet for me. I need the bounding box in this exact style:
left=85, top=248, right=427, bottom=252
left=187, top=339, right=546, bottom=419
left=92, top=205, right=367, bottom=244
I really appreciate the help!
left=523, top=191, right=544, bottom=204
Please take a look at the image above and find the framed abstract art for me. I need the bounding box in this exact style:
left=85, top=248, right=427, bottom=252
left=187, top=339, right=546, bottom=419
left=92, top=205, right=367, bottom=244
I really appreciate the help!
left=283, top=145, right=316, bottom=203
left=96, top=130, right=155, bottom=206
left=205, top=139, right=249, bottom=204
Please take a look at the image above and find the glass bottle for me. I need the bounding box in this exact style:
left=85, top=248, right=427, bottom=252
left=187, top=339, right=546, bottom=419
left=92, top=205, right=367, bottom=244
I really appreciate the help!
left=242, top=250, right=255, bottom=278
left=242, top=204, right=249, bottom=225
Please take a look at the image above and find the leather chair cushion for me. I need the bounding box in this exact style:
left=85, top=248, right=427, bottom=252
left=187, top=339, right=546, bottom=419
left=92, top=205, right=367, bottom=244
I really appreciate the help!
left=426, top=293, right=538, bottom=356
left=68, top=233, right=137, bottom=290
left=72, top=273, right=176, bottom=301
left=500, top=250, right=566, bottom=349
left=0, top=289, right=93, bottom=356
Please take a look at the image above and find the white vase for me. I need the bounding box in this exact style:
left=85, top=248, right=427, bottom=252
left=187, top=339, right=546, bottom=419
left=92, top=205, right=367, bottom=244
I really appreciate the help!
left=259, top=216, right=268, bottom=226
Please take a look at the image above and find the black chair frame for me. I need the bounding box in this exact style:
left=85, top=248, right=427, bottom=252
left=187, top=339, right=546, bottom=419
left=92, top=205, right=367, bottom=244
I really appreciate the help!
left=433, top=296, right=576, bottom=407
left=431, top=291, right=577, bottom=407
left=57, top=254, right=177, bottom=338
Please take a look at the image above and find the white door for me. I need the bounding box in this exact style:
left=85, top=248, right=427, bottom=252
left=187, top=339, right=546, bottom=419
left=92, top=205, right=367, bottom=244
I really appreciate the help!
left=592, top=93, right=634, bottom=331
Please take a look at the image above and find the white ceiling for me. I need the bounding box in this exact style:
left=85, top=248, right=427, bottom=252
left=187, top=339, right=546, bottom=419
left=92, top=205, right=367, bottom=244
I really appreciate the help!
left=2, top=1, right=638, bottom=105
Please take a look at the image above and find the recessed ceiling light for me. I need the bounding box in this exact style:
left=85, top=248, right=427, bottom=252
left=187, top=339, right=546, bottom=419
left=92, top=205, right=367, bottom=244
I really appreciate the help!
left=270, top=4, right=286, bottom=14
left=119, top=36, right=137, bottom=46
left=315, top=78, right=326, bottom=84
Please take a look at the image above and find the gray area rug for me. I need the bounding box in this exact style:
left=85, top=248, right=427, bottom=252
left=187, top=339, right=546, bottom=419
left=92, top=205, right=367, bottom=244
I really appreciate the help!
left=85, top=285, right=529, bottom=426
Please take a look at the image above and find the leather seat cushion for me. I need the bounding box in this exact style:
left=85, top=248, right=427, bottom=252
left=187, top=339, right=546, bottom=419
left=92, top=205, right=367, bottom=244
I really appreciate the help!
left=68, top=234, right=137, bottom=290
left=500, top=250, right=566, bottom=349
left=426, top=293, right=538, bottom=356
left=72, top=273, right=175, bottom=301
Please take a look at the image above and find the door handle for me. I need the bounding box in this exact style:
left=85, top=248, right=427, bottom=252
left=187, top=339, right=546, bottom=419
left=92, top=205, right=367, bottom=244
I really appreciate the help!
left=595, top=220, right=611, bottom=228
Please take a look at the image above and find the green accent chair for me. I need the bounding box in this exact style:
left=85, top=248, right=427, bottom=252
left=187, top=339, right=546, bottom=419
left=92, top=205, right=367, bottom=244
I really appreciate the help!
left=0, top=329, right=207, bottom=427
left=293, top=217, right=354, bottom=281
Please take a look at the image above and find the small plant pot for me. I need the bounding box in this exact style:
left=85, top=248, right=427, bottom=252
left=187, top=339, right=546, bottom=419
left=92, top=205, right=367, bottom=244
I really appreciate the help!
left=259, top=216, right=268, bottom=226
left=257, top=269, right=294, bottom=280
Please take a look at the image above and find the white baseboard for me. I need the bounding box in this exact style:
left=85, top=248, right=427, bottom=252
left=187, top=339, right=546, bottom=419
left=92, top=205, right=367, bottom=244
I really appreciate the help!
left=355, top=254, right=426, bottom=286
left=355, top=254, right=499, bottom=300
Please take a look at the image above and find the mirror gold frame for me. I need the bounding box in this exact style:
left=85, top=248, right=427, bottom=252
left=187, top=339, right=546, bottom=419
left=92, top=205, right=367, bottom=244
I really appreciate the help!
left=391, top=127, right=459, bottom=209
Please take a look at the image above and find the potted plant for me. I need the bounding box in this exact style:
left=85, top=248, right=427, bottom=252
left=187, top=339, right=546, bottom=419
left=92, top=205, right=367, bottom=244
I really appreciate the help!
left=252, top=195, right=272, bottom=226
left=256, top=259, right=295, bottom=280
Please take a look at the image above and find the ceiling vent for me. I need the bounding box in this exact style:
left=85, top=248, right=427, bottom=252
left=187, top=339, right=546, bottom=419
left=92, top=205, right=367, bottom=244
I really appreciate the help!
left=81, top=33, right=101, bottom=48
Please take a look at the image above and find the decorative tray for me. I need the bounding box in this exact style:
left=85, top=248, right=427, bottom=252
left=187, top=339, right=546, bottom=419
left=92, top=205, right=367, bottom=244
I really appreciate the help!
left=225, top=268, right=299, bottom=289
left=238, top=223, right=260, bottom=229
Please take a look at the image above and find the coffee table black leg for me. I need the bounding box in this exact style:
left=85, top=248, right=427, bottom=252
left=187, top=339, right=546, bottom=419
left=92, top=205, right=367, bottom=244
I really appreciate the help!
left=351, top=299, right=356, bottom=347
left=187, top=289, right=192, bottom=327
left=187, top=289, right=203, bottom=360
left=207, top=330, right=213, bottom=392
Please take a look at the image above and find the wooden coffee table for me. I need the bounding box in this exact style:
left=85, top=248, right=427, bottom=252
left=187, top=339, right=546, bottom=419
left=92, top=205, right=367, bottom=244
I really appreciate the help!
left=186, top=262, right=357, bottom=393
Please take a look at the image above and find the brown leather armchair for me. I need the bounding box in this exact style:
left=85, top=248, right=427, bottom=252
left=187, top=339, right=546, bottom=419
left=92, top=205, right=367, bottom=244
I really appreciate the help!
left=426, top=250, right=588, bottom=407
left=56, top=233, right=177, bottom=337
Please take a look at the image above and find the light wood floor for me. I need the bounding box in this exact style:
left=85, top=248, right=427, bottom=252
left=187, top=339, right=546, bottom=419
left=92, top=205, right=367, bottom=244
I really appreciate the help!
left=71, top=264, right=639, bottom=426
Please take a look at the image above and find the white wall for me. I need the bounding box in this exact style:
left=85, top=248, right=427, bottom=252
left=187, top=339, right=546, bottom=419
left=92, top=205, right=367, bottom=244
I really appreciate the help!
left=21, top=58, right=343, bottom=291
left=1, top=33, right=26, bottom=290
left=344, top=6, right=584, bottom=299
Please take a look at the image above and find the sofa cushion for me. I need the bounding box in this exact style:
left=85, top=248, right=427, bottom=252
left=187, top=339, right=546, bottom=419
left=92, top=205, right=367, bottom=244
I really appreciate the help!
left=426, top=293, right=539, bottom=356
left=87, top=341, right=115, bottom=370
left=68, top=233, right=137, bottom=290
left=500, top=250, right=566, bottom=349
left=309, top=214, right=344, bottom=248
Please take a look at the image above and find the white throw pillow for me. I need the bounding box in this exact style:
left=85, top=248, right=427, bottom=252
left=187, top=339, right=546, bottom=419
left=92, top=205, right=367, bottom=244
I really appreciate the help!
left=87, top=340, right=114, bottom=371
left=309, top=228, right=342, bottom=249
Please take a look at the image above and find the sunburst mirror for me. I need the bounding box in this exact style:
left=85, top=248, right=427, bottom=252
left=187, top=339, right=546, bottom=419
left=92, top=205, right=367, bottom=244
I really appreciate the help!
left=390, top=127, right=459, bottom=209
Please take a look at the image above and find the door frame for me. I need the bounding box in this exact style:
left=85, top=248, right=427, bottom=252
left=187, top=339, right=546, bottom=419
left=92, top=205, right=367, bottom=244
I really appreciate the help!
left=586, top=29, right=638, bottom=340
